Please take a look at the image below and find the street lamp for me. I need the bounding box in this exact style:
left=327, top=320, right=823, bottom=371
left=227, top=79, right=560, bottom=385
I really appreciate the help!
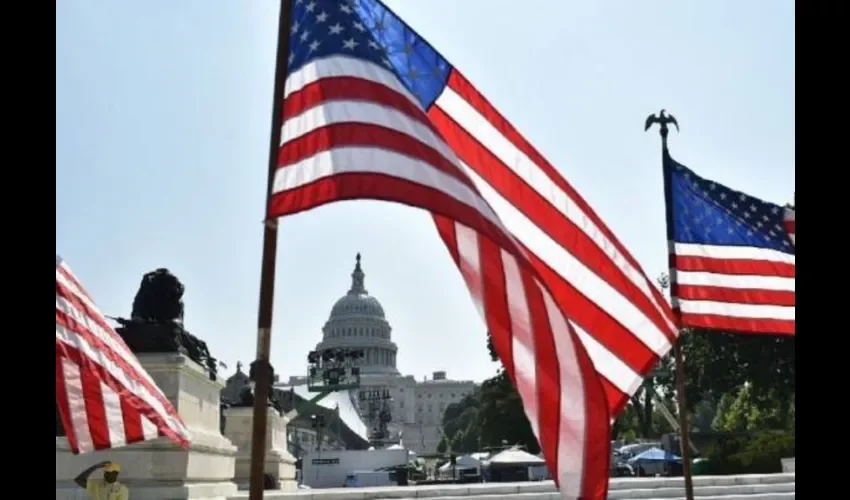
left=307, top=348, right=364, bottom=392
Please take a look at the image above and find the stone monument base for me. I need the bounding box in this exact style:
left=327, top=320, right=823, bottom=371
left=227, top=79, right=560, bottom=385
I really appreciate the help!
left=55, top=354, right=238, bottom=500
left=224, top=407, right=297, bottom=491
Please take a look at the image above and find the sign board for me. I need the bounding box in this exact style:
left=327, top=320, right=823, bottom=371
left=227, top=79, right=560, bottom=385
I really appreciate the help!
left=311, top=458, right=340, bottom=465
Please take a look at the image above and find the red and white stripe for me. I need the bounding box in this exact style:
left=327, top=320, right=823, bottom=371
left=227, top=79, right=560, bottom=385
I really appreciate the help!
left=271, top=51, right=680, bottom=498
left=274, top=58, right=679, bottom=414
left=271, top=52, right=677, bottom=498
left=433, top=218, right=611, bottom=498
left=56, top=257, right=190, bottom=454
left=273, top=56, right=616, bottom=498
left=784, top=206, right=795, bottom=246
left=670, top=241, right=795, bottom=335
left=429, top=72, right=679, bottom=416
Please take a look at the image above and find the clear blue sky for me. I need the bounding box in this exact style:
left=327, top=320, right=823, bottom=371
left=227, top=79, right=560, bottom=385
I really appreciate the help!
left=56, top=1, right=794, bottom=383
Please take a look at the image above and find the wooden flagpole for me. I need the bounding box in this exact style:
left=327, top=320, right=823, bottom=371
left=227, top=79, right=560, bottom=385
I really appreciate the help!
left=647, top=110, right=695, bottom=500
left=249, top=1, right=293, bottom=498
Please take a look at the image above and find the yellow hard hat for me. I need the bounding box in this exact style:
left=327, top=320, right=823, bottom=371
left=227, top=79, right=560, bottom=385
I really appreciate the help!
left=104, top=462, right=120, bottom=473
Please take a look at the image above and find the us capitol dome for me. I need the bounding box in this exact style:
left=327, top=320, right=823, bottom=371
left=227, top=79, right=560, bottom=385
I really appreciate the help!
left=283, top=253, right=477, bottom=455
left=314, top=253, right=399, bottom=375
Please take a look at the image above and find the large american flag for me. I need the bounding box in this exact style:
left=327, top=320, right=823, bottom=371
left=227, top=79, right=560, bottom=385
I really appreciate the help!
left=56, top=255, right=190, bottom=454
left=665, top=152, right=795, bottom=336
left=269, top=1, right=678, bottom=497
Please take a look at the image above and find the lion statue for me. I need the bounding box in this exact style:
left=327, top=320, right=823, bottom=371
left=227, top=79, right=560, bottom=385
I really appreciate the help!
left=131, top=268, right=185, bottom=325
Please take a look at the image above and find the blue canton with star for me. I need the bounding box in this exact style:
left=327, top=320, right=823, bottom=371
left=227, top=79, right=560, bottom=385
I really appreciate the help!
left=287, top=0, right=452, bottom=110
left=666, top=155, right=794, bottom=255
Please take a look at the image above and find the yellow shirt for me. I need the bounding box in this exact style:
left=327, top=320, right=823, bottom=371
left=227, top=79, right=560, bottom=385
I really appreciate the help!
left=86, top=478, right=129, bottom=500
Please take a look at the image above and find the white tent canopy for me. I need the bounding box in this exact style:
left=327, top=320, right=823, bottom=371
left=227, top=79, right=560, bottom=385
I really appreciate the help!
left=439, top=454, right=482, bottom=471
left=438, top=454, right=483, bottom=479
left=487, top=448, right=545, bottom=465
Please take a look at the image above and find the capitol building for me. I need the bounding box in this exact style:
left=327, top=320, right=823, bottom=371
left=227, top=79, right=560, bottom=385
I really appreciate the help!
left=283, top=254, right=477, bottom=455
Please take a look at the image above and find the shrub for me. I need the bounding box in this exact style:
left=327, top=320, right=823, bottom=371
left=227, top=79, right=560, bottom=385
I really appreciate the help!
left=702, top=430, right=794, bottom=475
left=729, top=430, right=795, bottom=474
left=702, top=434, right=747, bottom=475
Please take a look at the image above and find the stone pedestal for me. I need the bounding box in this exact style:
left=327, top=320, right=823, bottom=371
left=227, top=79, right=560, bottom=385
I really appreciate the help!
left=56, top=353, right=238, bottom=500
left=223, top=406, right=297, bottom=491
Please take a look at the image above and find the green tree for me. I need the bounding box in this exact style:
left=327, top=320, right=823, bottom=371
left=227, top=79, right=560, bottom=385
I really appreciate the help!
left=682, top=331, right=795, bottom=429
left=438, top=333, right=540, bottom=453
left=612, top=394, right=677, bottom=441
left=450, top=432, right=463, bottom=452
left=436, top=436, right=448, bottom=454
left=712, top=384, right=790, bottom=432
left=478, top=370, right=540, bottom=453
left=442, top=395, right=479, bottom=441
left=691, top=397, right=718, bottom=433
left=713, top=389, right=752, bottom=432
left=627, top=352, right=676, bottom=438
left=611, top=404, right=636, bottom=441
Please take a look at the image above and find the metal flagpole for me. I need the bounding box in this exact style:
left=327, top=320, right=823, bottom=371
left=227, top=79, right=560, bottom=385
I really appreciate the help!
left=671, top=334, right=695, bottom=500
left=249, top=1, right=293, bottom=498
left=645, top=110, right=695, bottom=500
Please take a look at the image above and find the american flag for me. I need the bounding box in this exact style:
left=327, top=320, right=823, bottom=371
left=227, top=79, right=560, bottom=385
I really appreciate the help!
left=55, top=255, right=190, bottom=454
left=665, top=152, right=795, bottom=335
left=270, top=1, right=678, bottom=496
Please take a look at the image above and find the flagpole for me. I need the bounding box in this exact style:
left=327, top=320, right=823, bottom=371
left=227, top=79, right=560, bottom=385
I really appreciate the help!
left=249, top=1, right=293, bottom=499
left=648, top=111, right=695, bottom=500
